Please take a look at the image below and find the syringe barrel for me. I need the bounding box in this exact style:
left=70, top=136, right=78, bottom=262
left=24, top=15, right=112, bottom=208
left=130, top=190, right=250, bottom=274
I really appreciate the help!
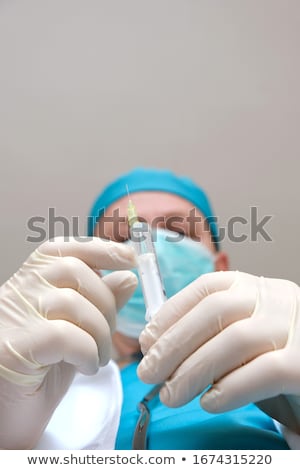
left=129, top=222, right=154, bottom=256
left=130, top=221, right=166, bottom=321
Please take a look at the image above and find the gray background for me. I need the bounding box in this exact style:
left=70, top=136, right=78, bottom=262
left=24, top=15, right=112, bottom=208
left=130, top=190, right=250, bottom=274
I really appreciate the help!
left=0, top=0, right=299, bottom=284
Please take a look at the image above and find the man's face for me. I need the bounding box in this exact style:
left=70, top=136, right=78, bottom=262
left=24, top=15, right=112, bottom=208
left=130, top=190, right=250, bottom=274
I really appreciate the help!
left=95, top=190, right=217, bottom=254
left=94, top=191, right=228, bottom=363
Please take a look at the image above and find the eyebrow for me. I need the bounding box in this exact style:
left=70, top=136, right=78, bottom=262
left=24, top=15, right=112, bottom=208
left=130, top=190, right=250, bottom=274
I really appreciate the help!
left=154, top=210, right=203, bottom=220
left=159, top=210, right=205, bottom=225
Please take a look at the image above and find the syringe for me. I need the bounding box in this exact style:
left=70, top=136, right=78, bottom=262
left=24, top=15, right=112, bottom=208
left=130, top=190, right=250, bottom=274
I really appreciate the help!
left=128, top=199, right=167, bottom=321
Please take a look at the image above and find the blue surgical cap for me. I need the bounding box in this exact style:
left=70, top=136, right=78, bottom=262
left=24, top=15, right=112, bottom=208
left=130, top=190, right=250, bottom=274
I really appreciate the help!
left=87, top=167, right=220, bottom=250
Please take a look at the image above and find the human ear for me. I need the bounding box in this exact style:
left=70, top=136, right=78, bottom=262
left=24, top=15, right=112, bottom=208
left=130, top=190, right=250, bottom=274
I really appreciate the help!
left=214, top=251, right=229, bottom=271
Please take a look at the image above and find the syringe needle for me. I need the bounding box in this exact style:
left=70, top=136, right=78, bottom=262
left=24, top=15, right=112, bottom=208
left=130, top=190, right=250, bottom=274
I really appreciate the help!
left=126, top=185, right=139, bottom=227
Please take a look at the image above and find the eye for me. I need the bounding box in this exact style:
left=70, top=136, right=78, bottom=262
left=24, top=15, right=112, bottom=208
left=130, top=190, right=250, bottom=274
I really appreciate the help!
left=171, top=228, right=185, bottom=236
left=165, top=219, right=186, bottom=234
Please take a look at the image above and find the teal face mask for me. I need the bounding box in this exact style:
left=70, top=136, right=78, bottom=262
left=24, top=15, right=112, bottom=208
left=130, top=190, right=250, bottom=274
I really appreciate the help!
left=105, top=228, right=215, bottom=338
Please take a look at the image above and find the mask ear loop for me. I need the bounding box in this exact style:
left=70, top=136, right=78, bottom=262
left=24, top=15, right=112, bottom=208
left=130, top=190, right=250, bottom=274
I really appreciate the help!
left=212, top=253, right=218, bottom=270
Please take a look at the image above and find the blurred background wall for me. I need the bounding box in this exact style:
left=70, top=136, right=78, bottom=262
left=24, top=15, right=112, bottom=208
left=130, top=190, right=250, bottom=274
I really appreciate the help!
left=0, top=0, right=299, bottom=284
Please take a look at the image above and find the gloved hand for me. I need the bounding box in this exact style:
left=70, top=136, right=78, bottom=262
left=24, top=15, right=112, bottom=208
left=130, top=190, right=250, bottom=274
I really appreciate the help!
left=138, top=271, right=300, bottom=434
left=0, top=237, right=137, bottom=449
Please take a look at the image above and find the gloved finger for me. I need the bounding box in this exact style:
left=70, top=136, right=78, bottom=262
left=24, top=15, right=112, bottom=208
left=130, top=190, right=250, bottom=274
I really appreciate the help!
left=138, top=289, right=255, bottom=383
left=40, top=257, right=118, bottom=330
left=205, top=308, right=300, bottom=414
left=49, top=319, right=111, bottom=371
left=6, top=320, right=102, bottom=375
left=157, top=314, right=288, bottom=408
left=139, top=271, right=238, bottom=354
left=200, top=348, right=299, bottom=415
left=37, top=237, right=137, bottom=271
left=101, top=270, right=138, bottom=311
left=41, top=288, right=112, bottom=362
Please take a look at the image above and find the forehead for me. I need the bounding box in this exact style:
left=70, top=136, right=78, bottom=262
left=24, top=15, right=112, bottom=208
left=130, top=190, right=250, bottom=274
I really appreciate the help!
left=105, top=191, right=201, bottom=219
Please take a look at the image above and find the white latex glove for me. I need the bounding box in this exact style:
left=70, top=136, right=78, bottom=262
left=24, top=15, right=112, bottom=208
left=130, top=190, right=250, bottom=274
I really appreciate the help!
left=0, top=237, right=137, bottom=449
left=138, top=271, right=300, bottom=434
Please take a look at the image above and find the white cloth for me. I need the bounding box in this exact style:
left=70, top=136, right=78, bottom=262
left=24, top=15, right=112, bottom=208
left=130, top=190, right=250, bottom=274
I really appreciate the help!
left=35, top=361, right=123, bottom=450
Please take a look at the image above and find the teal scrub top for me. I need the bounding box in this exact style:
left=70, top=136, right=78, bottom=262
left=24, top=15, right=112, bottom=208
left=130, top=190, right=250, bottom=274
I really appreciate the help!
left=115, top=362, right=289, bottom=450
